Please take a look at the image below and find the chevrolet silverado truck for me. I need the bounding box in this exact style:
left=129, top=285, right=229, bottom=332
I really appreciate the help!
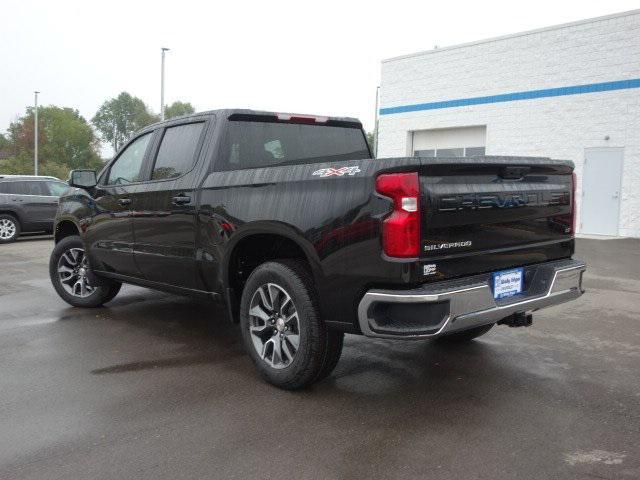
left=49, top=109, right=586, bottom=389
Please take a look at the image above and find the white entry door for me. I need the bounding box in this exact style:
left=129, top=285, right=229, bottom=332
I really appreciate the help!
left=581, top=148, right=624, bottom=235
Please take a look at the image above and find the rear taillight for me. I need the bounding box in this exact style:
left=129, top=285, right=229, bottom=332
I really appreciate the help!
left=571, top=171, right=577, bottom=234
left=375, top=172, right=421, bottom=258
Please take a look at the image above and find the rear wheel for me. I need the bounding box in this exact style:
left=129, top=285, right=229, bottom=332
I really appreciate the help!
left=315, top=331, right=344, bottom=382
left=240, top=259, right=338, bottom=390
left=438, top=323, right=494, bottom=342
left=0, top=214, right=20, bottom=243
left=49, top=235, right=121, bottom=307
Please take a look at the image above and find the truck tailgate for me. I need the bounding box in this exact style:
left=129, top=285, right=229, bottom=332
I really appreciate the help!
left=418, top=157, right=574, bottom=277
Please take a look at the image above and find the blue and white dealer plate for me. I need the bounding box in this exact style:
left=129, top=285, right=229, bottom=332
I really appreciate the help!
left=492, top=268, right=524, bottom=299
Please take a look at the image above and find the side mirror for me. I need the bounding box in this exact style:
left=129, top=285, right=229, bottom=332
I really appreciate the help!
left=68, top=169, right=97, bottom=189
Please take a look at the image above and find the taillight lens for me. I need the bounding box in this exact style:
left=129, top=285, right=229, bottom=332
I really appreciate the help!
left=375, top=172, right=421, bottom=257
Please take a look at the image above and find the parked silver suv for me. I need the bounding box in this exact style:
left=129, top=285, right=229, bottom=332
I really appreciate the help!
left=0, top=175, right=68, bottom=243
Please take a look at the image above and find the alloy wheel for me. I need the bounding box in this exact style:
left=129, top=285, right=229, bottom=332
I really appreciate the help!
left=57, top=247, right=95, bottom=298
left=0, top=218, right=16, bottom=240
left=248, top=283, right=301, bottom=369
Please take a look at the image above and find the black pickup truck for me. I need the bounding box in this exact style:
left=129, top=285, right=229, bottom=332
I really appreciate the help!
left=49, top=109, right=586, bottom=389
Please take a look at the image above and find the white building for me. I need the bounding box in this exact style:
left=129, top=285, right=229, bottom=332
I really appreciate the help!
left=378, top=10, right=640, bottom=238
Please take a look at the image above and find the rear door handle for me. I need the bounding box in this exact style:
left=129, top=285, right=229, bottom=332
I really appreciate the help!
left=118, top=198, right=132, bottom=206
left=172, top=194, right=191, bottom=205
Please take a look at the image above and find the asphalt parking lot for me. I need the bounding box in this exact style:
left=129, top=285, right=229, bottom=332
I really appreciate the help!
left=0, top=236, right=638, bottom=479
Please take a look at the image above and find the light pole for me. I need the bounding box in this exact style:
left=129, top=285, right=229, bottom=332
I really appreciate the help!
left=34, top=91, right=39, bottom=176
left=373, top=86, right=380, bottom=158
left=160, top=47, right=170, bottom=121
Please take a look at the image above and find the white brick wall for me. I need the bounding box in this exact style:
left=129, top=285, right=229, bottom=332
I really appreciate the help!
left=378, top=10, right=640, bottom=237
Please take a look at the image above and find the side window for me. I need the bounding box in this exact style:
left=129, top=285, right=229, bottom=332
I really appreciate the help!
left=13, top=181, right=47, bottom=195
left=0, top=182, right=9, bottom=194
left=46, top=181, right=68, bottom=196
left=107, top=133, right=152, bottom=185
left=151, top=123, right=204, bottom=180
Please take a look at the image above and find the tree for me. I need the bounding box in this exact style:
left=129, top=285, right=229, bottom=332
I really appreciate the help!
left=366, top=131, right=375, bottom=153
left=0, top=106, right=102, bottom=178
left=92, top=92, right=159, bottom=152
left=164, top=101, right=195, bottom=120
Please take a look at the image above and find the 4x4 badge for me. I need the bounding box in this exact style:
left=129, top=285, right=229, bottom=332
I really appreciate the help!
left=312, top=166, right=361, bottom=177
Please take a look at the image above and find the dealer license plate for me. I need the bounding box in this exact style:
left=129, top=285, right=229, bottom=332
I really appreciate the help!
left=492, top=268, right=524, bottom=299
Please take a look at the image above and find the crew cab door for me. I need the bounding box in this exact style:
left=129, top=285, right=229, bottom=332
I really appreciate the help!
left=85, top=131, right=155, bottom=278
left=130, top=118, right=210, bottom=289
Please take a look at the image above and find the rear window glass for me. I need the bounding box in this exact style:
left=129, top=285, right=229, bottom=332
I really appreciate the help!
left=220, top=121, right=370, bottom=171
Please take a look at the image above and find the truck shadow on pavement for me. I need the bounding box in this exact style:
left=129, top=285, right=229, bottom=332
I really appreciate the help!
left=81, top=286, right=520, bottom=398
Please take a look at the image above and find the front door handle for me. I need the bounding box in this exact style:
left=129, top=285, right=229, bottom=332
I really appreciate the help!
left=118, top=198, right=132, bottom=206
left=172, top=194, right=191, bottom=205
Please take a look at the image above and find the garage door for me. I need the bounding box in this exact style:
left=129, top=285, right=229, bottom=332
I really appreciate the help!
left=412, top=126, right=486, bottom=157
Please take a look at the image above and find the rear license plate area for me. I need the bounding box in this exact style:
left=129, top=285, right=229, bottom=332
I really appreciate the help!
left=492, top=268, right=524, bottom=299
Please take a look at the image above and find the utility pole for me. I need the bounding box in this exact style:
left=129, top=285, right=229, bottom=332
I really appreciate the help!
left=160, top=47, right=170, bottom=121
left=34, top=91, right=39, bottom=176
left=373, top=86, right=380, bottom=158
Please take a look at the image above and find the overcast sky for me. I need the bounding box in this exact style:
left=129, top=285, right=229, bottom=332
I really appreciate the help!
left=2, top=0, right=638, bottom=154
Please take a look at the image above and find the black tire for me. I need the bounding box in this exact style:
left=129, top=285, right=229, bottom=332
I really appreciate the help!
left=438, top=323, right=494, bottom=342
left=240, top=259, right=329, bottom=390
left=49, top=235, right=121, bottom=308
left=314, top=331, right=344, bottom=383
left=0, top=214, right=20, bottom=243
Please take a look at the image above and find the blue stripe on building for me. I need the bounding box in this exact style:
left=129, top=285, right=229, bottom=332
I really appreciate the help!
left=379, top=78, right=640, bottom=115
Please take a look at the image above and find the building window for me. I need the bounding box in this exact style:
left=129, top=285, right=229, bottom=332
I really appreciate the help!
left=414, top=146, right=485, bottom=157
left=414, top=149, right=435, bottom=157
left=464, top=146, right=486, bottom=157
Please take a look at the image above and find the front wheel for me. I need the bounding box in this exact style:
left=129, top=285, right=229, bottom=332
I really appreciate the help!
left=240, top=259, right=339, bottom=390
left=49, top=236, right=121, bottom=307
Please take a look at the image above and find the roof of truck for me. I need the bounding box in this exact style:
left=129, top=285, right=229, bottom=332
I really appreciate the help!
left=139, top=109, right=363, bottom=133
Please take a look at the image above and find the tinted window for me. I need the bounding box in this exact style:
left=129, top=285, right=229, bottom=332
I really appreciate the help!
left=0, top=182, right=10, bottom=194
left=47, top=181, right=68, bottom=196
left=107, top=133, right=152, bottom=185
left=151, top=123, right=204, bottom=180
left=220, top=121, right=370, bottom=170
left=8, top=181, right=48, bottom=195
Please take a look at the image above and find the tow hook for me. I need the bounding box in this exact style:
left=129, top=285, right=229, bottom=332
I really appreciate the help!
left=498, top=311, right=533, bottom=328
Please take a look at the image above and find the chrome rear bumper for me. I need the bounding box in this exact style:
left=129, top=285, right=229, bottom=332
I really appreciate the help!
left=357, top=259, right=586, bottom=339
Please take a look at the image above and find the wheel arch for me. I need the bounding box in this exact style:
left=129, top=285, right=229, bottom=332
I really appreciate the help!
left=54, top=218, right=81, bottom=243
left=223, top=223, right=322, bottom=323
left=0, top=208, right=23, bottom=225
